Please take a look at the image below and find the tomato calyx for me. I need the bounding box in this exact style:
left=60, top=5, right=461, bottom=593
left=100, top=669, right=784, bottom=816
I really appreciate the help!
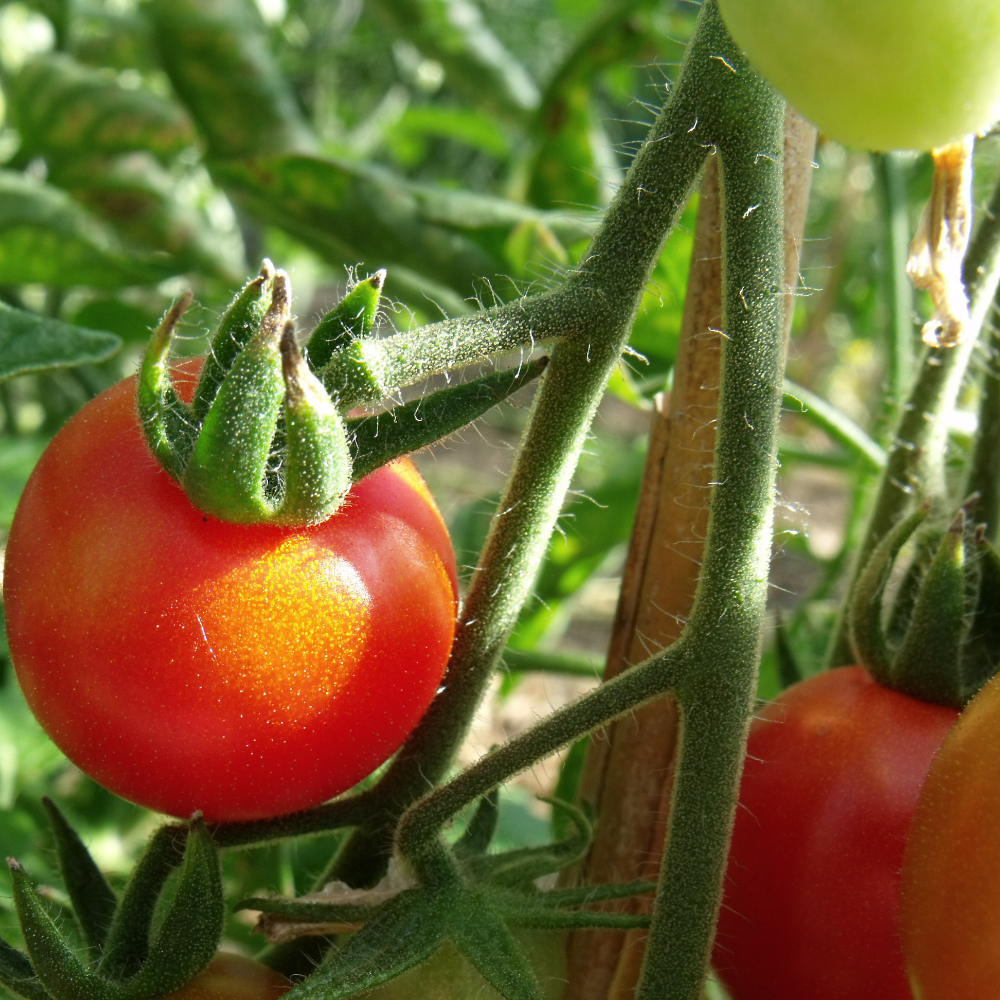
left=849, top=496, right=1000, bottom=707
left=3, top=807, right=224, bottom=1000
left=239, top=795, right=653, bottom=998
left=138, top=262, right=548, bottom=527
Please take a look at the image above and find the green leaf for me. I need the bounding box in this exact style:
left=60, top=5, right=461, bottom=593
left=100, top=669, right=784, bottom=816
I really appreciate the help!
left=211, top=155, right=594, bottom=300
left=285, top=890, right=449, bottom=1000
left=366, top=0, right=539, bottom=121
left=41, top=799, right=117, bottom=957
left=0, top=171, right=167, bottom=288
left=10, top=54, right=197, bottom=162
left=48, top=154, right=243, bottom=280
left=148, top=0, right=316, bottom=159
left=347, top=360, right=547, bottom=482
left=0, top=303, right=120, bottom=380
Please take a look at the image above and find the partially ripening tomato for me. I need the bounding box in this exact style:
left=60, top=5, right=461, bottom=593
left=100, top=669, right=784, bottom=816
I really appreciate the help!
left=712, top=667, right=957, bottom=1000
left=716, top=0, right=1000, bottom=151
left=3, top=372, right=458, bottom=822
left=902, top=674, right=1000, bottom=999
left=167, top=955, right=289, bottom=1000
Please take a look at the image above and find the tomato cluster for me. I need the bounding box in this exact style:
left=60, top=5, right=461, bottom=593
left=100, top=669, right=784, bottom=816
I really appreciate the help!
left=3, top=372, right=459, bottom=822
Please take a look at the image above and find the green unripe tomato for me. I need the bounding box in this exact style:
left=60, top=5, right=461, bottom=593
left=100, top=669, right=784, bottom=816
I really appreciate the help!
left=362, top=933, right=567, bottom=1000
left=716, top=0, right=1000, bottom=151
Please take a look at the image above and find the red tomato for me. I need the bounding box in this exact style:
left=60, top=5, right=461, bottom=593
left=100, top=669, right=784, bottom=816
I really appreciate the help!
left=3, top=371, right=458, bottom=822
left=168, top=955, right=289, bottom=1000
left=902, top=673, right=1000, bottom=999
left=712, top=667, right=956, bottom=999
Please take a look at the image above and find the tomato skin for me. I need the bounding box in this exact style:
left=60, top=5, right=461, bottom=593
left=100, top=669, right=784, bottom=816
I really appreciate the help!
left=902, top=674, right=1000, bottom=999
left=716, top=0, right=1000, bottom=151
left=3, top=373, right=458, bottom=822
left=712, top=667, right=957, bottom=999
left=165, top=955, right=289, bottom=1000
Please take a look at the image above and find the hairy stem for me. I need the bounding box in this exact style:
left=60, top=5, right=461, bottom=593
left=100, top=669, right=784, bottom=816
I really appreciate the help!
left=827, top=160, right=1000, bottom=667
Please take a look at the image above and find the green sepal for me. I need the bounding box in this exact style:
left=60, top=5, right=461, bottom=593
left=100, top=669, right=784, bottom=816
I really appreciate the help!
left=98, top=825, right=186, bottom=981
left=774, top=613, right=803, bottom=690
left=284, top=889, right=449, bottom=1000
left=0, top=933, right=50, bottom=1000
left=892, top=511, right=968, bottom=708
left=318, top=339, right=387, bottom=407
left=498, top=905, right=649, bottom=931
left=118, top=817, right=223, bottom=999
left=192, top=262, right=273, bottom=421
left=453, top=791, right=499, bottom=860
left=8, top=858, right=115, bottom=1000
left=523, top=880, right=656, bottom=910
left=885, top=530, right=938, bottom=647
left=41, top=799, right=117, bottom=958
left=305, top=270, right=384, bottom=371
left=962, top=530, right=1000, bottom=697
left=464, top=798, right=591, bottom=888
left=273, top=324, right=352, bottom=526
left=348, top=359, right=548, bottom=482
left=446, top=893, right=545, bottom=1000
left=183, top=276, right=290, bottom=523
left=137, top=293, right=195, bottom=481
left=849, top=503, right=930, bottom=685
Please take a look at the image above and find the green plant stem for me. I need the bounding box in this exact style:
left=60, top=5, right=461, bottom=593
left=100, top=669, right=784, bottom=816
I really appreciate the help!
left=828, top=164, right=1000, bottom=667
left=318, top=0, right=720, bottom=893
left=966, top=290, right=1000, bottom=539
left=875, top=152, right=915, bottom=409
left=783, top=378, right=886, bottom=473
left=397, top=7, right=787, bottom=999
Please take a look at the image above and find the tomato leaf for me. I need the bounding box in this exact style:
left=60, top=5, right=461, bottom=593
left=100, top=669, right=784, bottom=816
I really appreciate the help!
left=284, top=889, right=450, bottom=1000
left=10, top=54, right=197, bottom=163
left=0, top=303, right=120, bottom=380
left=210, top=155, right=594, bottom=301
left=98, top=825, right=187, bottom=981
left=347, top=359, right=547, bottom=482
left=147, top=0, right=315, bottom=159
left=41, top=799, right=117, bottom=958
left=0, top=171, right=173, bottom=289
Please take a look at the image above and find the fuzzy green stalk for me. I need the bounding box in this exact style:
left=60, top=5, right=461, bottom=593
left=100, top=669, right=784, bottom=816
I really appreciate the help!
left=312, top=0, right=737, bottom=895
left=396, top=6, right=787, bottom=999
left=966, top=295, right=1000, bottom=539
left=828, top=164, right=1000, bottom=667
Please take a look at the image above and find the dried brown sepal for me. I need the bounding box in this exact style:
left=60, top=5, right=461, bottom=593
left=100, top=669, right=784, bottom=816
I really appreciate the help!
left=907, top=136, right=975, bottom=348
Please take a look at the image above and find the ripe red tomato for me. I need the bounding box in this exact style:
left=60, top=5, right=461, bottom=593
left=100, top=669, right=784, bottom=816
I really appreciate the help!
left=167, top=955, right=289, bottom=1000
left=712, top=667, right=957, bottom=999
left=3, top=371, right=458, bottom=822
left=902, top=673, right=1000, bottom=998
